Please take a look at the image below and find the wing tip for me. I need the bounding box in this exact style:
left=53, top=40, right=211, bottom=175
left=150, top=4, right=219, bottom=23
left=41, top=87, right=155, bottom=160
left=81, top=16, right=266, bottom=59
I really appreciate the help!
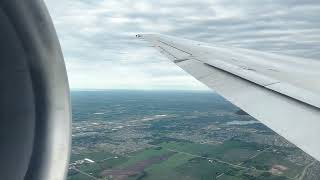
left=135, top=34, right=143, bottom=38
left=135, top=33, right=165, bottom=39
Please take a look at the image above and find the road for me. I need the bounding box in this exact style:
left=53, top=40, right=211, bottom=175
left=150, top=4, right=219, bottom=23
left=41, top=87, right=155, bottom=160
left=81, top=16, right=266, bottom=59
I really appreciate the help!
left=298, top=160, right=316, bottom=180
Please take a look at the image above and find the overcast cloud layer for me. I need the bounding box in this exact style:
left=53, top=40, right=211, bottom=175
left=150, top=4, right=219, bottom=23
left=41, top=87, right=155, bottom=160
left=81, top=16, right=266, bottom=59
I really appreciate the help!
left=45, top=0, right=320, bottom=90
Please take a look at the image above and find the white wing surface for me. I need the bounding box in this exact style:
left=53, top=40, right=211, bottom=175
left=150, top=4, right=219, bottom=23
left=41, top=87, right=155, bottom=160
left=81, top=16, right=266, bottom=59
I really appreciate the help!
left=137, top=34, right=320, bottom=162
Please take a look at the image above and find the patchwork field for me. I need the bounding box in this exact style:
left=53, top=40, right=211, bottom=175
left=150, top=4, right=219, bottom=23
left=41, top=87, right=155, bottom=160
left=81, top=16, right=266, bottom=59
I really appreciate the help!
left=68, top=91, right=317, bottom=180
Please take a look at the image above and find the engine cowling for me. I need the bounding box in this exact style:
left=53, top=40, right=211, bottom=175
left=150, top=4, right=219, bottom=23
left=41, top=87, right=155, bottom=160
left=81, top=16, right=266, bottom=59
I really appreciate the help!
left=0, top=0, right=71, bottom=179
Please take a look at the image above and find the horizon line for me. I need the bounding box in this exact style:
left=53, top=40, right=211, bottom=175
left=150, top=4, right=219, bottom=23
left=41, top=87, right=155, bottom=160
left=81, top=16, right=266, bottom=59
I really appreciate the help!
left=70, top=88, right=212, bottom=92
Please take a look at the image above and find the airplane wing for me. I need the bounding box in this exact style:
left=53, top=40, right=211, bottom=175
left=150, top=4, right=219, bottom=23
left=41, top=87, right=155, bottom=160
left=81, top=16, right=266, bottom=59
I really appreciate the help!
left=137, top=34, right=320, bottom=162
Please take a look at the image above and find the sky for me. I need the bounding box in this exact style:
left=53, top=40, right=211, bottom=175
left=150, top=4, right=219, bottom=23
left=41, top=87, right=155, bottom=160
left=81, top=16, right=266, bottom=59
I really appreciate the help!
left=44, top=0, right=320, bottom=90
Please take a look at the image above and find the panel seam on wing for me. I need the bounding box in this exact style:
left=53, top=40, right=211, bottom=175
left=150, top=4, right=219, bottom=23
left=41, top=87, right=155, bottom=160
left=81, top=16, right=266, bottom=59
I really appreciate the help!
left=158, top=40, right=192, bottom=56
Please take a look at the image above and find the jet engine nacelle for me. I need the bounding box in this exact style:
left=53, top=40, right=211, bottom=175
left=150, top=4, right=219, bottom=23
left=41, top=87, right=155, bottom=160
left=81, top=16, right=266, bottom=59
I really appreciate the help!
left=0, top=0, right=71, bottom=179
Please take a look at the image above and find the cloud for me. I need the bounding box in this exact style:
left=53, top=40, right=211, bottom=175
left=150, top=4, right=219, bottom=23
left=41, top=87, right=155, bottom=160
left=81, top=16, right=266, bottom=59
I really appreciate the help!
left=44, top=0, right=320, bottom=90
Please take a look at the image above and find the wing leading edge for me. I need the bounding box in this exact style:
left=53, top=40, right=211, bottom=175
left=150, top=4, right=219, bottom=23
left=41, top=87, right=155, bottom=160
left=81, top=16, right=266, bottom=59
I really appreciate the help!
left=138, top=34, right=320, bottom=162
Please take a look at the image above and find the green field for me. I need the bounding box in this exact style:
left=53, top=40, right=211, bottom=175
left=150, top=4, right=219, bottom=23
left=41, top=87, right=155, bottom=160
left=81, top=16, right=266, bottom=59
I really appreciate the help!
left=68, top=140, right=303, bottom=180
left=67, top=173, right=93, bottom=180
left=242, top=149, right=303, bottom=178
left=119, top=147, right=169, bottom=168
left=158, top=140, right=265, bottom=164
left=143, top=153, right=194, bottom=180
left=67, top=140, right=307, bottom=180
